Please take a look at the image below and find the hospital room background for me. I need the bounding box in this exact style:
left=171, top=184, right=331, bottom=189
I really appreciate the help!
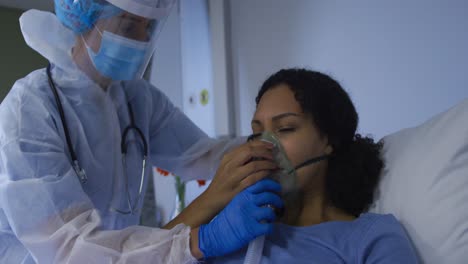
left=1, top=0, right=467, bottom=263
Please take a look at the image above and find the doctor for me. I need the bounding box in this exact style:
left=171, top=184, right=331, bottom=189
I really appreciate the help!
left=0, top=0, right=282, bottom=263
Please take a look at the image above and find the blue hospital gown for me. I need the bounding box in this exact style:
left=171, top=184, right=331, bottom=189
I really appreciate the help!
left=207, top=213, right=419, bottom=264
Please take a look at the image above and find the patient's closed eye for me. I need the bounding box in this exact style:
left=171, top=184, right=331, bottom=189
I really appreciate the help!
left=248, top=127, right=295, bottom=141
left=277, top=127, right=295, bottom=133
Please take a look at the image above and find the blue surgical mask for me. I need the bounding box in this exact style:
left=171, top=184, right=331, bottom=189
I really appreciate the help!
left=84, top=30, right=149, bottom=81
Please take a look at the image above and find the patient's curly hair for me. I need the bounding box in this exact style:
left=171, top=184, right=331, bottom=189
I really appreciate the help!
left=256, top=68, right=383, bottom=217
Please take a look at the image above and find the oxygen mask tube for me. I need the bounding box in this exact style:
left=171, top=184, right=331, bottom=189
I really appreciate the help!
left=243, top=132, right=299, bottom=264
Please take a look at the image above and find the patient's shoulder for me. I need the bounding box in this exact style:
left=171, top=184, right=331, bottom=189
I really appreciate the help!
left=353, top=213, right=420, bottom=263
left=353, top=213, right=402, bottom=231
left=351, top=213, right=409, bottom=245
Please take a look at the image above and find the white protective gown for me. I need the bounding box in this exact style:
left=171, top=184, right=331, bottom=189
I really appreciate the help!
left=0, top=10, right=242, bottom=264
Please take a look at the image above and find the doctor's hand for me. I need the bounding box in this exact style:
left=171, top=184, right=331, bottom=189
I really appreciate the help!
left=164, top=141, right=278, bottom=232
left=204, top=140, right=278, bottom=213
left=197, top=179, right=283, bottom=258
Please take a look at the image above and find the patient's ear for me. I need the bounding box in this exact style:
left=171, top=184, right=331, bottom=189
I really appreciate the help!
left=325, top=145, right=333, bottom=155
left=321, top=134, right=333, bottom=155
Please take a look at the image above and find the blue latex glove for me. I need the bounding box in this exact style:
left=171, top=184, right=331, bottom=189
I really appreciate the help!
left=199, top=179, right=284, bottom=258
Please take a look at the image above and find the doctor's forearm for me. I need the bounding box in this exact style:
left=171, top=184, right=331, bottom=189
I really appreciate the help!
left=164, top=192, right=216, bottom=260
left=163, top=191, right=219, bottom=229
left=189, top=227, right=203, bottom=259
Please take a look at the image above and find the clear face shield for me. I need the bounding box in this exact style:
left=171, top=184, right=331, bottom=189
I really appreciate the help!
left=78, top=0, right=175, bottom=81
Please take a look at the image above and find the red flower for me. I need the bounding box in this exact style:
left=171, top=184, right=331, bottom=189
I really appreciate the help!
left=197, top=179, right=206, bottom=187
left=156, top=167, right=170, bottom=176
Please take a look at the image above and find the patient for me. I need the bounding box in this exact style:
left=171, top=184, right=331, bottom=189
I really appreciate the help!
left=207, top=69, right=419, bottom=263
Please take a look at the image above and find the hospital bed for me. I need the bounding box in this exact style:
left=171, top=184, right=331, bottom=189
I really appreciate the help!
left=371, top=98, right=468, bottom=263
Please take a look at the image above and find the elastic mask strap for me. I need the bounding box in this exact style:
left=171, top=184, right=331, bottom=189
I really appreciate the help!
left=95, top=25, right=104, bottom=36
left=81, top=25, right=103, bottom=49
left=81, top=34, right=94, bottom=52
left=288, top=154, right=330, bottom=175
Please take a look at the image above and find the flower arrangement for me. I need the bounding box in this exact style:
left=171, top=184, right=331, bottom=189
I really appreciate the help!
left=155, top=167, right=206, bottom=218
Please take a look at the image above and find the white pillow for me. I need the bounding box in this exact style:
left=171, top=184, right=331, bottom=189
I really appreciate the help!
left=371, top=99, right=468, bottom=264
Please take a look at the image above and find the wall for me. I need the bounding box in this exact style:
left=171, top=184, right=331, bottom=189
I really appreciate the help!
left=228, top=0, right=468, bottom=140
left=0, top=0, right=53, bottom=11
left=0, top=7, right=47, bottom=101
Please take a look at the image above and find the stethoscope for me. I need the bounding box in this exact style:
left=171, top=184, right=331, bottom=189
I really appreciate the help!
left=46, top=63, right=148, bottom=215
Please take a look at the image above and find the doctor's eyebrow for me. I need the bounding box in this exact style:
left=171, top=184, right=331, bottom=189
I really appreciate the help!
left=251, top=112, right=301, bottom=126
